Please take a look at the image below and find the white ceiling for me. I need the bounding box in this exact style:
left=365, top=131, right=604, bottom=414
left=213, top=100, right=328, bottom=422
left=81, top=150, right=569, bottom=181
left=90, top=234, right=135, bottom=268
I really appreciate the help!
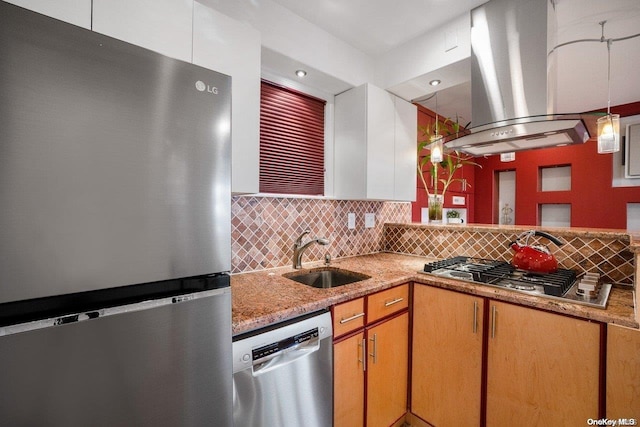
left=270, top=0, right=640, bottom=122
left=269, top=0, right=487, bottom=56
left=552, top=0, right=640, bottom=112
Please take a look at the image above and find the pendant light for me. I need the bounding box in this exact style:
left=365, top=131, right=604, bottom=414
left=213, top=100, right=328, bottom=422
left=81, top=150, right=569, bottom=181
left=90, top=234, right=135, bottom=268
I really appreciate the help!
left=549, top=21, right=640, bottom=154
left=430, top=136, right=444, bottom=163
left=597, top=25, right=619, bottom=154
left=430, top=91, right=444, bottom=163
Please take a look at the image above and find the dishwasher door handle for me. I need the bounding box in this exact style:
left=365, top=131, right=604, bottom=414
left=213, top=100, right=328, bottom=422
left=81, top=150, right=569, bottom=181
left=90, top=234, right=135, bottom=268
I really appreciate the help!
left=251, top=339, right=320, bottom=377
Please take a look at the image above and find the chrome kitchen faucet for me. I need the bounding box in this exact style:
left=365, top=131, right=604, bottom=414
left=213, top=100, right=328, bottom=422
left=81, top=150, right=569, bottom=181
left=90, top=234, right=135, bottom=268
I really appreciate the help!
left=292, top=229, right=329, bottom=269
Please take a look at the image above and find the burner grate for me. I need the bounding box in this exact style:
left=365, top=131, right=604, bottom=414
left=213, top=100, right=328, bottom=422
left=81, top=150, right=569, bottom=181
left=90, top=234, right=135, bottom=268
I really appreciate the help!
left=423, top=256, right=506, bottom=273
left=479, top=265, right=577, bottom=297
left=424, top=256, right=578, bottom=297
left=424, top=257, right=511, bottom=283
left=423, top=256, right=471, bottom=272
left=421, top=256, right=607, bottom=308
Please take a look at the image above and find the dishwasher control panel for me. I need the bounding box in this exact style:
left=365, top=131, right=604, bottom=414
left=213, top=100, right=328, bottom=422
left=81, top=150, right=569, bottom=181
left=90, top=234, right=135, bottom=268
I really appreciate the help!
left=232, top=311, right=332, bottom=373
left=252, top=328, right=318, bottom=361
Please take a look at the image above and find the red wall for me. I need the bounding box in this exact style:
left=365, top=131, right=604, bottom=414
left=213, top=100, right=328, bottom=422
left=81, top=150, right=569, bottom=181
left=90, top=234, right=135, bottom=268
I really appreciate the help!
left=474, top=103, right=640, bottom=229
left=412, top=105, right=476, bottom=222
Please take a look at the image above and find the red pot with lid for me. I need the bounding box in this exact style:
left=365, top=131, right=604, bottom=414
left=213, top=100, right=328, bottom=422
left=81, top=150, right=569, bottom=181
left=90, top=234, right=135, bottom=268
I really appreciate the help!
left=509, top=230, right=564, bottom=274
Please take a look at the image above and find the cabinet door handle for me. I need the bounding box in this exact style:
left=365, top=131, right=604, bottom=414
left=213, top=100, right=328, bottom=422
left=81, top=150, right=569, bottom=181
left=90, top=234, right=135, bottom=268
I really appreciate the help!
left=384, top=297, right=404, bottom=307
left=473, top=300, right=478, bottom=334
left=369, top=333, right=377, bottom=364
left=358, top=338, right=366, bottom=372
left=340, top=312, right=364, bottom=324
left=491, top=305, right=497, bottom=339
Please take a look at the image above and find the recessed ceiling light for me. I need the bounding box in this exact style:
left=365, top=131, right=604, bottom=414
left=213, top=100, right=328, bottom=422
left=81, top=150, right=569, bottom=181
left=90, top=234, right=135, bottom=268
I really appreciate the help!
left=295, top=69, right=307, bottom=78
left=429, top=79, right=441, bottom=86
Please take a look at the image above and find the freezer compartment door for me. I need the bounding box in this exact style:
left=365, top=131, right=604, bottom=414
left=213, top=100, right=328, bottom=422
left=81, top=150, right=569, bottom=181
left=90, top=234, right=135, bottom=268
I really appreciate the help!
left=0, top=288, right=232, bottom=427
left=0, top=3, right=231, bottom=304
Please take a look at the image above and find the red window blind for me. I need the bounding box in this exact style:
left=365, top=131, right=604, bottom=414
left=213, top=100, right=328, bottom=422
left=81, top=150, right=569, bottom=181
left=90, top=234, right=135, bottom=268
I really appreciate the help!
left=260, top=80, right=326, bottom=195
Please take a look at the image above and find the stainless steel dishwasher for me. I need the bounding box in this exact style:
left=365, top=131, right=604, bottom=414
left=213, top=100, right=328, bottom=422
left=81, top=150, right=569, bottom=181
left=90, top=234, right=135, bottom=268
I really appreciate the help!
left=232, top=310, right=333, bottom=427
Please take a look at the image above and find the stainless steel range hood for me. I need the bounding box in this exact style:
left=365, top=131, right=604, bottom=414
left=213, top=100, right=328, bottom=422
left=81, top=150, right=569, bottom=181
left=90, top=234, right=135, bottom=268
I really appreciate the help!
left=446, top=0, right=593, bottom=155
left=446, top=113, right=591, bottom=156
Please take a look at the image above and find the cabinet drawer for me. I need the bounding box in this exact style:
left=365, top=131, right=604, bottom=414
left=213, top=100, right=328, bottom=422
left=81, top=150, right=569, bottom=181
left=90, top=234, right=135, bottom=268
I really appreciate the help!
left=367, top=284, right=409, bottom=323
left=333, top=298, right=365, bottom=337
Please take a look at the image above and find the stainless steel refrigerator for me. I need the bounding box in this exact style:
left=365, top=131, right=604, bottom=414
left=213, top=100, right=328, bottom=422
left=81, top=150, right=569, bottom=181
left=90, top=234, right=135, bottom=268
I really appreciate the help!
left=0, top=3, right=233, bottom=426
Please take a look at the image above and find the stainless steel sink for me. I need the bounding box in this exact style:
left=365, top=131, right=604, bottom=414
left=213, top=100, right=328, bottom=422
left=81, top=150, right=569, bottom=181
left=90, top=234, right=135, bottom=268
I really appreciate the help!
left=284, top=268, right=370, bottom=289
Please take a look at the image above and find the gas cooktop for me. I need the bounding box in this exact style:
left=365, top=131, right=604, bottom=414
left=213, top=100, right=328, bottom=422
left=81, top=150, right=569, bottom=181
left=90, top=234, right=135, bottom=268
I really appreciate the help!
left=419, top=256, right=611, bottom=309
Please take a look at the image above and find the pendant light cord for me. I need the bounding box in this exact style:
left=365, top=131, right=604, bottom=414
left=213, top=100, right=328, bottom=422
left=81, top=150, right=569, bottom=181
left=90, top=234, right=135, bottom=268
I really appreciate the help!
left=435, top=91, right=439, bottom=136
left=606, top=37, right=612, bottom=116
left=600, top=21, right=615, bottom=132
left=548, top=20, right=639, bottom=121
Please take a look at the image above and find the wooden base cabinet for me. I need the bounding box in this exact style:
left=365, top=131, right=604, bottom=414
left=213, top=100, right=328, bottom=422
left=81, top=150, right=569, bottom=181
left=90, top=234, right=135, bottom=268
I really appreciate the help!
left=486, top=301, right=601, bottom=425
left=411, top=285, right=484, bottom=427
left=333, top=284, right=409, bottom=427
left=411, top=285, right=602, bottom=426
left=607, top=323, right=640, bottom=417
left=366, top=312, right=409, bottom=427
left=334, top=332, right=366, bottom=427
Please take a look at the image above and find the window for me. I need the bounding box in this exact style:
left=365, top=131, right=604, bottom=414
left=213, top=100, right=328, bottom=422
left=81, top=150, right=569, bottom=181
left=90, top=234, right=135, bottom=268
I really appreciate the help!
left=259, top=80, right=326, bottom=195
left=540, top=204, right=571, bottom=227
left=540, top=165, right=571, bottom=191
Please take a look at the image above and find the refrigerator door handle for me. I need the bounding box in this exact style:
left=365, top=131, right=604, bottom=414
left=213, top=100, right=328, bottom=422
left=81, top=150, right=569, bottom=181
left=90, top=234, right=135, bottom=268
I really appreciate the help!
left=1, top=288, right=229, bottom=337
left=54, top=311, right=101, bottom=325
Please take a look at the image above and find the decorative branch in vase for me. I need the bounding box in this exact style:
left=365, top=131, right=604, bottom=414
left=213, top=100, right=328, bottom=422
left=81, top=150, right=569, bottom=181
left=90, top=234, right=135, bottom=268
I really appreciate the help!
left=417, top=115, right=480, bottom=223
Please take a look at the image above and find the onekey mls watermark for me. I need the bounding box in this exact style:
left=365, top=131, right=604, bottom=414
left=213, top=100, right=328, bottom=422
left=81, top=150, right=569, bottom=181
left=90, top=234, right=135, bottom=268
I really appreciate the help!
left=587, top=419, right=637, bottom=426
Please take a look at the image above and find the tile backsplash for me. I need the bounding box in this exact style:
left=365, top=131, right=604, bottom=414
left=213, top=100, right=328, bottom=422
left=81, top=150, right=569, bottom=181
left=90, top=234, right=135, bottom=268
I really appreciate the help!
left=384, top=223, right=635, bottom=285
left=231, top=196, right=411, bottom=273
left=232, top=199, right=635, bottom=286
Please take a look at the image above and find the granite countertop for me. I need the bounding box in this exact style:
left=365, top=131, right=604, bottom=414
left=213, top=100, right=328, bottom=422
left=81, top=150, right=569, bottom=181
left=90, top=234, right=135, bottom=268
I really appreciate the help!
left=231, top=252, right=637, bottom=335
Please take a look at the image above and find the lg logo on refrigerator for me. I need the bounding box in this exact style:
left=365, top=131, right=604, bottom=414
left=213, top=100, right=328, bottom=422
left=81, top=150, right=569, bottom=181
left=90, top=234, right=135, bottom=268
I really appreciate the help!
left=195, top=80, right=218, bottom=94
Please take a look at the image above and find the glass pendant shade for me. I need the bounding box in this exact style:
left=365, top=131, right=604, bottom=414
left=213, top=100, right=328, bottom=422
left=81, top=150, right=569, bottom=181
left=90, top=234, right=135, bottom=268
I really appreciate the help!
left=430, top=136, right=443, bottom=163
left=597, top=114, right=620, bottom=153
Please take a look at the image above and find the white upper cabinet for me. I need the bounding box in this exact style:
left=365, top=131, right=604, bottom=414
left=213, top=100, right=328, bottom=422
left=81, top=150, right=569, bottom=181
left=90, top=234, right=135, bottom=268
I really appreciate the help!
left=394, top=96, right=418, bottom=201
left=92, top=0, right=193, bottom=63
left=193, top=2, right=261, bottom=194
left=4, top=0, right=91, bottom=29
left=10, top=0, right=261, bottom=194
left=334, top=83, right=417, bottom=201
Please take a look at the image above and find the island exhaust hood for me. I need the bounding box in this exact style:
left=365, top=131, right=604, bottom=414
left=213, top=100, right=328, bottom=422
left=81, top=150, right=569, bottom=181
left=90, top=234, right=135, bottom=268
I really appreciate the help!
left=445, top=0, right=594, bottom=156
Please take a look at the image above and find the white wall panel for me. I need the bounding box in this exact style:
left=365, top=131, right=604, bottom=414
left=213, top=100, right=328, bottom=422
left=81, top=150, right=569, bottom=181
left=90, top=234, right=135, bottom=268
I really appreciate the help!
left=193, top=2, right=261, bottom=194
left=197, top=0, right=374, bottom=88
left=92, top=0, right=193, bottom=62
left=375, top=13, right=471, bottom=95
left=4, top=0, right=91, bottom=29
